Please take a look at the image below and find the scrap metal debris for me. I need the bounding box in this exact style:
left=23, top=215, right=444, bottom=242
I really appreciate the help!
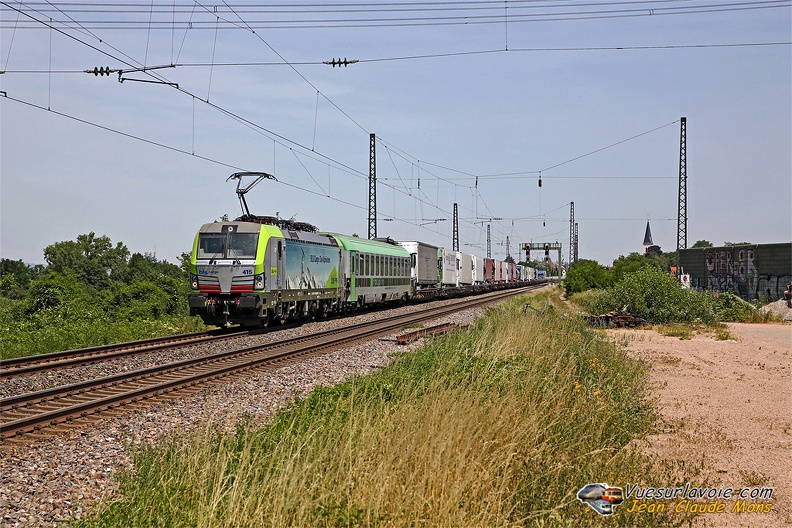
left=587, top=311, right=647, bottom=327
left=397, top=323, right=461, bottom=345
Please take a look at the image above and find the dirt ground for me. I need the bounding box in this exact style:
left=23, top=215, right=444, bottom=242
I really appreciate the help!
left=611, top=322, right=791, bottom=527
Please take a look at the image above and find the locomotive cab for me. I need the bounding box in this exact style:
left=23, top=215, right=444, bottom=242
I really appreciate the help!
left=189, top=222, right=267, bottom=327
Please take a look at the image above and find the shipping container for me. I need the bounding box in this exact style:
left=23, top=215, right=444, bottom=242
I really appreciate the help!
left=457, top=252, right=474, bottom=286
left=472, top=255, right=486, bottom=284
left=438, top=247, right=457, bottom=287
left=484, top=258, right=496, bottom=283
left=398, top=241, right=439, bottom=288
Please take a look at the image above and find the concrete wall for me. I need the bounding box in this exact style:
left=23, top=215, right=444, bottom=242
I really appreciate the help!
left=679, top=243, right=791, bottom=300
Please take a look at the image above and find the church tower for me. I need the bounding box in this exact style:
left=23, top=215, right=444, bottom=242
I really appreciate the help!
left=643, top=220, right=660, bottom=254
left=643, top=220, right=654, bottom=251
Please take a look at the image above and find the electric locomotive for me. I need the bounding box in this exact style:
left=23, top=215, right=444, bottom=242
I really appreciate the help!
left=188, top=216, right=343, bottom=327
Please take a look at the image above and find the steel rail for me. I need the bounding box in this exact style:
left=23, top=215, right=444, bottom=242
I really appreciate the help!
left=1, top=286, right=540, bottom=440
left=0, top=329, right=245, bottom=377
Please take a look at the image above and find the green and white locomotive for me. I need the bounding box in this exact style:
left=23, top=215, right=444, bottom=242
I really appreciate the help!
left=188, top=217, right=344, bottom=327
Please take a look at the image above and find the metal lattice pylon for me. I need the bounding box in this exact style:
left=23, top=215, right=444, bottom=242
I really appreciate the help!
left=574, top=223, right=579, bottom=263
left=569, top=201, right=575, bottom=264
left=486, top=224, right=491, bottom=258
left=453, top=203, right=459, bottom=251
left=368, top=133, right=377, bottom=239
left=676, top=117, right=687, bottom=259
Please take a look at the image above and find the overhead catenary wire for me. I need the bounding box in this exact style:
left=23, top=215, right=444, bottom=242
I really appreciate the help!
left=2, top=0, right=789, bottom=29
left=0, top=1, right=746, bottom=251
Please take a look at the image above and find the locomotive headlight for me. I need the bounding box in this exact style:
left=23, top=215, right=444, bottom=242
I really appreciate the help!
left=190, top=275, right=199, bottom=289
left=254, top=274, right=264, bottom=290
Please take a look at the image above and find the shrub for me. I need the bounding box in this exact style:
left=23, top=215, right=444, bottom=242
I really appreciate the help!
left=585, top=267, right=717, bottom=324
left=563, top=259, right=612, bottom=296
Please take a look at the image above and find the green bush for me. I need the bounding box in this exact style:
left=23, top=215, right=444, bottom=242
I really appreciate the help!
left=583, top=267, right=717, bottom=324
left=563, top=259, right=612, bottom=296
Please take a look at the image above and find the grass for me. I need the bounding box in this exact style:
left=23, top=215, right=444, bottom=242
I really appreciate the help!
left=656, top=324, right=695, bottom=340
left=739, top=469, right=769, bottom=487
left=714, top=325, right=735, bottom=341
left=74, top=292, right=697, bottom=527
left=0, top=304, right=207, bottom=360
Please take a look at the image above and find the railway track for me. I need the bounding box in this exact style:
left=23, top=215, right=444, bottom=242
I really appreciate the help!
left=0, top=329, right=247, bottom=378
left=1, top=286, right=540, bottom=441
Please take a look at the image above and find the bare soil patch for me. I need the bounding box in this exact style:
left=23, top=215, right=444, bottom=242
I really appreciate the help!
left=611, top=322, right=791, bottom=527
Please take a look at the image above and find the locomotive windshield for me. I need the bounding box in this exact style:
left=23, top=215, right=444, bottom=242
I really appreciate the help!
left=197, top=233, right=258, bottom=260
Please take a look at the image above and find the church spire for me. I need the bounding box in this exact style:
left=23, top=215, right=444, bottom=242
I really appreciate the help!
left=643, top=220, right=654, bottom=247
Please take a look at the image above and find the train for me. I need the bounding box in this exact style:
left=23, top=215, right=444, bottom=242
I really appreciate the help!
left=188, top=214, right=541, bottom=327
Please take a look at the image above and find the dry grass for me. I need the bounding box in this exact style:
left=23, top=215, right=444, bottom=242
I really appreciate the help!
left=78, top=293, right=690, bottom=527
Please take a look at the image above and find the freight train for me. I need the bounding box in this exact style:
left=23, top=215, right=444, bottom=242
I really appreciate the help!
left=188, top=214, right=539, bottom=327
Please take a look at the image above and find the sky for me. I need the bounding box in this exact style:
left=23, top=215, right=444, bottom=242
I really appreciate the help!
left=1, top=1, right=790, bottom=267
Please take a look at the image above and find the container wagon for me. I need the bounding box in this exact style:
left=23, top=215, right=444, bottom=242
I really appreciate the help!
left=398, top=241, right=439, bottom=289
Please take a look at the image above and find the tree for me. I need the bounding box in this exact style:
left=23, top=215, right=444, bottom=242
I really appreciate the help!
left=611, top=253, right=660, bottom=282
left=692, top=240, right=713, bottom=248
left=563, top=259, right=612, bottom=295
left=44, top=233, right=129, bottom=289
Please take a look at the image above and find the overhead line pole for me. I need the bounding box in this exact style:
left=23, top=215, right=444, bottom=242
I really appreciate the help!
left=453, top=202, right=459, bottom=252
left=368, top=133, right=377, bottom=239
left=574, top=223, right=579, bottom=263
left=487, top=224, right=491, bottom=258
left=569, top=201, right=575, bottom=265
left=676, top=117, right=687, bottom=265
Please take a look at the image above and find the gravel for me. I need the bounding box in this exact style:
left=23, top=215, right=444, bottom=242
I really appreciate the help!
left=760, top=298, right=792, bottom=321
left=0, top=300, right=490, bottom=527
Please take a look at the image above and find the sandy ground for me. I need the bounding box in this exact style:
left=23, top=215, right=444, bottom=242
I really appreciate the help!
left=612, top=322, right=791, bottom=527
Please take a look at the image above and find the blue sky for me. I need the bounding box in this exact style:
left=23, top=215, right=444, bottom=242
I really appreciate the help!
left=1, top=1, right=790, bottom=266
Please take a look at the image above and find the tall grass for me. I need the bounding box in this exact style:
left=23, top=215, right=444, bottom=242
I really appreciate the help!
left=0, top=303, right=206, bottom=360
left=76, top=294, right=691, bottom=527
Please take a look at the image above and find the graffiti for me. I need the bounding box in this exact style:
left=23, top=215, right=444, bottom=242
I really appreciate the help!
left=706, top=247, right=759, bottom=298
left=759, top=275, right=792, bottom=299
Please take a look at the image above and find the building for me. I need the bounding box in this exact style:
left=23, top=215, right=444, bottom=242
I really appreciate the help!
left=678, top=243, right=792, bottom=300
left=643, top=220, right=661, bottom=255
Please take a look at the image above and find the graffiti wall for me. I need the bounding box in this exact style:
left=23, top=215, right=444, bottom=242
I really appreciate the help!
left=705, top=247, right=759, bottom=297
left=680, top=243, right=791, bottom=300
